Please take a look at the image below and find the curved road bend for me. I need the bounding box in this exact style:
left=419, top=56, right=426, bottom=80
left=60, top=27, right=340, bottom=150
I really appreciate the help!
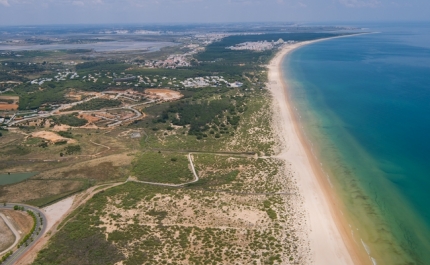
left=0, top=204, right=47, bottom=265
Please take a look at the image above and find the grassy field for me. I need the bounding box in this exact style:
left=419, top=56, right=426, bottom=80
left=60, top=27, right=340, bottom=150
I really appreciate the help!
left=0, top=126, right=135, bottom=206
left=132, top=151, right=193, bottom=184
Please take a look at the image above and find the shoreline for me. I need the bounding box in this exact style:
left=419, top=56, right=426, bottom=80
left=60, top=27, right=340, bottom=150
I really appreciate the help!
left=268, top=37, right=370, bottom=265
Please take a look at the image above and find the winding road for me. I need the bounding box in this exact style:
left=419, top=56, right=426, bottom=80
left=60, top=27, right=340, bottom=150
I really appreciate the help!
left=0, top=204, right=47, bottom=265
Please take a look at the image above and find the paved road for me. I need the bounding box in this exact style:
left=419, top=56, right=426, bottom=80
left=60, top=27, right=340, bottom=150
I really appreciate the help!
left=0, top=204, right=47, bottom=265
left=7, top=94, right=156, bottom=127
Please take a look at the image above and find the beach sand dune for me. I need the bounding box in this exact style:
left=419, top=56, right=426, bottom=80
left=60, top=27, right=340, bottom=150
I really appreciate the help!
left=269, top=41, right=368, bottom=265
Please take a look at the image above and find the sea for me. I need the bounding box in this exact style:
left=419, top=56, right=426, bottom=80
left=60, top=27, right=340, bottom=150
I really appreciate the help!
left=283, top=22, right=430, bottom=265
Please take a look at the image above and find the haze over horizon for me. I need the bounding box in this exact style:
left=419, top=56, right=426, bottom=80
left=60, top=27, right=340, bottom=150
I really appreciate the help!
left=0, top=0, right=429, bottom=26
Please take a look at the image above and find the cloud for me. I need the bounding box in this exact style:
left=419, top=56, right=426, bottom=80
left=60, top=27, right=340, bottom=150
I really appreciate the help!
left=0, top=0, right=10, bottom=6
left=338, top=0, right=380, bottom=7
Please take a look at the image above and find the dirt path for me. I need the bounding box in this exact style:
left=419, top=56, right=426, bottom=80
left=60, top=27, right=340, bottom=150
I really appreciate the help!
left=128, top=153, right=199, bottom=187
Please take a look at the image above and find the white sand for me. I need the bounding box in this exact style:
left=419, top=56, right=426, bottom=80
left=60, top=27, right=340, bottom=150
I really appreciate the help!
left=42, top=196, right=75, bottom=232
left=269, top=41, right=361, bottom=265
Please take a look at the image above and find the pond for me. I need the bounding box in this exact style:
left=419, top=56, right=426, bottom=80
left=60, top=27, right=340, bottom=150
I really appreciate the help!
left=0, top=172, right=38, bottom=185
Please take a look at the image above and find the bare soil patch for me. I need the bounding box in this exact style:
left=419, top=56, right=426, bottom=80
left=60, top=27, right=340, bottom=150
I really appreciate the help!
left=78, top=113, right=101, bottom=123
left=51, top=125, right=71, bottom=132
left=0, top=216, right=15, bottom=253
left=1, top=209, right=33, bottom=236
left=30, top=131, right=76, bottom=144
left=0, top=103, right=19, bottom=110
left=0, top=96, right=19, bottom=110
left=145, top=89, right=183, bottom=101
left=0, top=95, right=19, bottom=101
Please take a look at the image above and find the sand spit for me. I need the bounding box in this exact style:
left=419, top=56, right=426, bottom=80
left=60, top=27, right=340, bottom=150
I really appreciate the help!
left=269, top=38, right=369, bottom=265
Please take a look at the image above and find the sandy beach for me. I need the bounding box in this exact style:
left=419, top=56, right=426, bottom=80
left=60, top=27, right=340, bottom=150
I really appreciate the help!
left=269, top=39, right=369, bottom=265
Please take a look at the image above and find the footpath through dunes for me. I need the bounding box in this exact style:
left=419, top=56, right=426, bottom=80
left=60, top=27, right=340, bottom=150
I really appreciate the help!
left=268, top=38, right=370, bottom=265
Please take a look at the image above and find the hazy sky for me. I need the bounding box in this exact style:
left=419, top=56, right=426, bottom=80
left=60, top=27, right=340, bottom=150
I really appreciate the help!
left=0, top=0, right=429, bottom=26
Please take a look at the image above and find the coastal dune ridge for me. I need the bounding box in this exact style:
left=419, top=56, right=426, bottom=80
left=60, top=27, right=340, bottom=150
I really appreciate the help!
left=268, top=35, right=371, bottom=265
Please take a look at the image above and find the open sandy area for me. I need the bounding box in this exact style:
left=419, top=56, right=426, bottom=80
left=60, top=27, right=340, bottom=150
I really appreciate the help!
left=0, top=215, right=15, bottom=253
left=145, top=88, right=183, bottom=101
left=30, top=131, right=76, bottom=144
left=269, top=39, right=369, bottom=265
left=51, top=124, right=71, bottom=132
left=0, top=95, right=19, bottom=110
left=42, top=195, right=76, bottom=232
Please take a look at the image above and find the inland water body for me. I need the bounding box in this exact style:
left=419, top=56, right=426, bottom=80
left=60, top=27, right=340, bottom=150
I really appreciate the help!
left=283, top=23, right=430, bottom=265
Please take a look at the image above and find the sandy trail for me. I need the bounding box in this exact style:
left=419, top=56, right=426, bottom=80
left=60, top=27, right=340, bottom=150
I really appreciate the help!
left=269, top=39, right=368, bottom=265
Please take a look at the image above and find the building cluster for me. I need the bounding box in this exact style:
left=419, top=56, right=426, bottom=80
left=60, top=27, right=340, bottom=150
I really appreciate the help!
left=226, top=39, right=295, bottom=51
left=181, top=76, right=242, bottom=88
left=139, top=54, right=191, bottom=69
left=131, top=42, right=204, bottom=69
left=194, top=33, right=231, bottom=45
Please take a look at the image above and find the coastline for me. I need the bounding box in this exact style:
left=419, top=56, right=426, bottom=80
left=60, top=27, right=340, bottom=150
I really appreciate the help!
left=268, top=38, right=370, bottom=265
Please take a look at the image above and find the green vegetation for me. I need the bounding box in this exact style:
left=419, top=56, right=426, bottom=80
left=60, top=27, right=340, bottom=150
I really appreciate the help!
left=1, top=145, right=30, bottom=156
left=8, top=32, right=337, bottom=265
left=186, top=170, right=239, bottom=189
left=33, top=182, right=294, bottom=265
left=52, top=114, right=87, bottom=127
left=16, top=210, right=37, bottom=248
left=168, top=99, right=234, bottom=135
left=263, top=200, right=277, bottom=220
left=132, top=151, right=193, bottom=184
left=64, top=145, right=81, bottom=155
left=76, top=60, right=129, bottom=72
left=68, top=98, right=122, bottom=111
left=33, top=214, right=124, bottom=265
left=13, top=205, right=25, bottom=211
left=1, top=251, right=13, bottom=263
left=57, top=130, right=73, bottom=138
left=17, top=86, right=68, bottom=110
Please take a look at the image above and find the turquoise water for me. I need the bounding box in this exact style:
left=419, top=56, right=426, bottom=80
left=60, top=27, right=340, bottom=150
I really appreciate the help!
left=283, top=23, right=430, bottom=264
